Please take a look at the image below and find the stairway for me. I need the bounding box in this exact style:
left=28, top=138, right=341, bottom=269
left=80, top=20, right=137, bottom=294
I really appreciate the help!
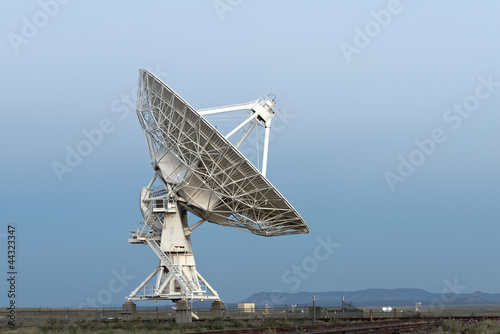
left=136, top=210, right=201, bottom=298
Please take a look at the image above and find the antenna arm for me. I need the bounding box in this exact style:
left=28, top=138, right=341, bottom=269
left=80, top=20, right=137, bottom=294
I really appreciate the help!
left=261, top=119, right=272, bottom=177
left=184, top=219, right=206, bottom=236
left=235, top=122, right=257, bottom=149
left=225, top=106, right=267, bottom=139
left=140, top=173, right=158, bottom=217
left=198, top=102, right=256, bottom=116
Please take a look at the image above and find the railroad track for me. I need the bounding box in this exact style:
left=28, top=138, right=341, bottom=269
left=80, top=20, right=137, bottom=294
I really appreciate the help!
left=200, top=320, right=440, bottom=334
left=200, top=316, right=498, bottom=334
left=305, top=320, right=444, bottom=333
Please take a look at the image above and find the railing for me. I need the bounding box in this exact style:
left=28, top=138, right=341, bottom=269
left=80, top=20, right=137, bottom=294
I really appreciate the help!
left=0, top=306, right=374, bottom=324
left=140, top=285, right=158, bottom=297
left=139, top=210, right=200, bottom=296
left=128, top=219, right=154, bottom=242
left=130, top=205, right=212, bottom=299
left=150, top=186, right=167, bottom=198
left=144, top=237, right=196, bottom=295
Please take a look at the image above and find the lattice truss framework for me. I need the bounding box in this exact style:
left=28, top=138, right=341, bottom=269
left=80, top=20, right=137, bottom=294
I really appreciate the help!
left=136, top=70, right=309, bottom=237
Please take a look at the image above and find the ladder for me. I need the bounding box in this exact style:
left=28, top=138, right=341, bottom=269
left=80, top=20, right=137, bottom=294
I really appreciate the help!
left=141, top=211, right=200, bottom=297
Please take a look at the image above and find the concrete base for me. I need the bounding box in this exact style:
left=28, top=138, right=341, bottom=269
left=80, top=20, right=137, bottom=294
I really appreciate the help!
left=210, top=300, right=226, bottom=319
left=121, top=301, right=137, bottom=320
left=176, top=300, right=192, bottom=323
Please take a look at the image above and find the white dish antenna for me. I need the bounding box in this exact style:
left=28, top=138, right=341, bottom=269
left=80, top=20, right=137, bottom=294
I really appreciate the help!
left=126, top=70, right=309, bottom=303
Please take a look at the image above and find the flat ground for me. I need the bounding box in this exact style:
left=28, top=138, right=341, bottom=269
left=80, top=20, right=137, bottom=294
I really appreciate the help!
left=1, top=305, right=499, bottom=333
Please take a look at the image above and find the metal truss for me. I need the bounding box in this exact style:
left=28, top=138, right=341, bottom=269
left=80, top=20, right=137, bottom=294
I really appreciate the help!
left=127, top=69, right=309, bottom=303
left=136, top=69, right=309, bottom=237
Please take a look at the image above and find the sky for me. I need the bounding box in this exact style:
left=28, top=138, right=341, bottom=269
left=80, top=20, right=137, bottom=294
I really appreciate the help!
left=1, top=1, right=499, bottom=308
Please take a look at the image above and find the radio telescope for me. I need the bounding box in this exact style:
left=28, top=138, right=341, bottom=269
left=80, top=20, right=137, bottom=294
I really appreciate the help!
left=126, top=70, right=309, bottom=311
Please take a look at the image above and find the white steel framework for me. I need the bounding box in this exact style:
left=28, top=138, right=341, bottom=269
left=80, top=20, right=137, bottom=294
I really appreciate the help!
left=127, top=69, right=309, bottom=303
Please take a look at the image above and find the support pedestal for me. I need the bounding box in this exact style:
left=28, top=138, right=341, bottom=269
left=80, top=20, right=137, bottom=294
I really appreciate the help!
left=121, top=301, right=136, bottom=320
left=211, top=300, right=226, bottom=319
left=176, top=300, right=192, bottom=323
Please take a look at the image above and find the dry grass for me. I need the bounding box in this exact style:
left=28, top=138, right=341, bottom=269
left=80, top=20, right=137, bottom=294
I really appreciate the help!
left=1, top=305, right=499, bottom=333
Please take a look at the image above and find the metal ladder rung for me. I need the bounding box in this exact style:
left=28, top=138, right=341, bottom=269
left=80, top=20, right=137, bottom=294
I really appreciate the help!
left=144, top=232, right=195, bottom=294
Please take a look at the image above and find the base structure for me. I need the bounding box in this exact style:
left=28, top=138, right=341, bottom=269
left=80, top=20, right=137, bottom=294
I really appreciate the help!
left=176, top=300, right=193, bottom=323
left=122, top=300, right=226, bottom=323
left=127, top=174, right=220, bottom=310
left=211, top=300, right=226, bottom=319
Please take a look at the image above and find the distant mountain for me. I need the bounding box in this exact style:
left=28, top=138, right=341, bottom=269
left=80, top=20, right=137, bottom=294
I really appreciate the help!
left=240, top=289, right=500, bottom=307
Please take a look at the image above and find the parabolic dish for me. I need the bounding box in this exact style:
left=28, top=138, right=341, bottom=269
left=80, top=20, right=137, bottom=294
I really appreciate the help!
left=136, top=69, right=309, bottom=236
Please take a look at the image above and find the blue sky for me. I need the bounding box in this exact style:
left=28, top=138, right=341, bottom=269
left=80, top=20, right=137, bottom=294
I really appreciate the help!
left=1, top=1, right=499, bottom=308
